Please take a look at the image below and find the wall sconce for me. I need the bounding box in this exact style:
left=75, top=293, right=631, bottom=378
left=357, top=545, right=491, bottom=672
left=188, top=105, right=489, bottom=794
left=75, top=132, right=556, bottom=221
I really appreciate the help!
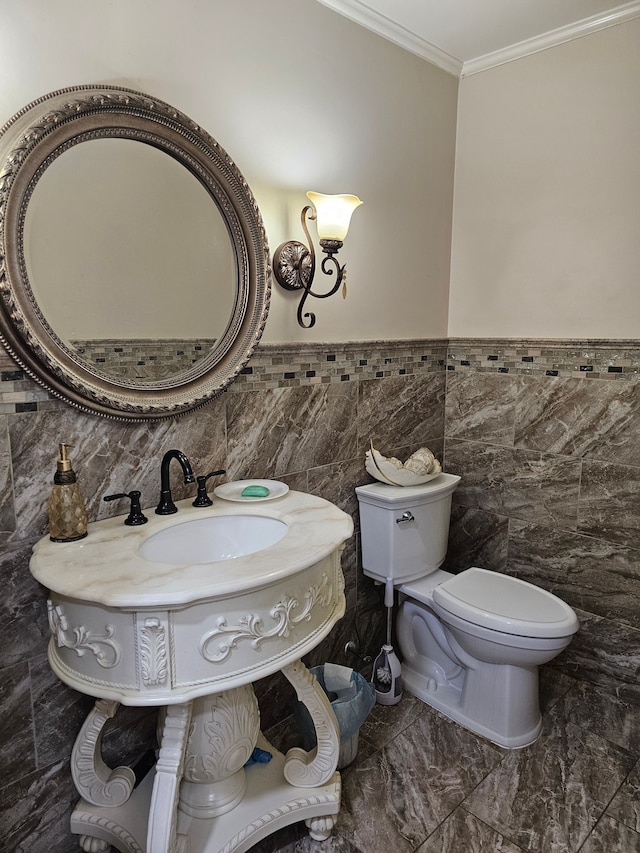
left=273, top=191, right=363, bottom=328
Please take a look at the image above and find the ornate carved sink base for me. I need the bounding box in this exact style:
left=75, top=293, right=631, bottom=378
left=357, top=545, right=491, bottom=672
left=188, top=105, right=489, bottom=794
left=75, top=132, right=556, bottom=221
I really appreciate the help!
left=69, top=661, right=342, bottom=853
left=30, top=490, right=354, bottom=852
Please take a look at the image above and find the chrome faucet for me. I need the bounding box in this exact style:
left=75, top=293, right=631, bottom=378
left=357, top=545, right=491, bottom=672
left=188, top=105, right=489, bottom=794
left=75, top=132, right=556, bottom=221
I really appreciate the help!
left=155, top=449, right=195, bottom=515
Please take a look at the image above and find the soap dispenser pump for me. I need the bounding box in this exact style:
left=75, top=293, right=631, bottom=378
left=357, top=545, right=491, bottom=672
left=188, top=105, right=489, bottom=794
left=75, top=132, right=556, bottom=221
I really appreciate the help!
left=48, top=444, right=88, bottom=542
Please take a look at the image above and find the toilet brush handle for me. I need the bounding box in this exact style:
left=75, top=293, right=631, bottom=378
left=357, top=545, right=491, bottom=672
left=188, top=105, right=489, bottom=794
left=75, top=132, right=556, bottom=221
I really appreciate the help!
left=386, top=605, right=393, bottom=647
left=384, top=578, right=394, bottom=609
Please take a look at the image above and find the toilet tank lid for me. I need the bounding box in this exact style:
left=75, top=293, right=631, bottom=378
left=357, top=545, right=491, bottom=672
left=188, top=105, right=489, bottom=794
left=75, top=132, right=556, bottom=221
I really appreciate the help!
left=432, top=567, right=579, bottom=638
left=355, top=473, right=461, bottom=505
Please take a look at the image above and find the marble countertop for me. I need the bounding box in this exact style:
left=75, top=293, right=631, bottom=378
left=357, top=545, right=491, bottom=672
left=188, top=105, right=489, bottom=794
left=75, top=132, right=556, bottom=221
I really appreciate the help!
left=30, top=489, right=353, bottom=609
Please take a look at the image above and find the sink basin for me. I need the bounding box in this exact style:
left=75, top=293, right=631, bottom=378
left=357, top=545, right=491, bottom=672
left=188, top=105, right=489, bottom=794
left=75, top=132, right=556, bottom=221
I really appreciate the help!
left=138, top=515, right=288, bottom=564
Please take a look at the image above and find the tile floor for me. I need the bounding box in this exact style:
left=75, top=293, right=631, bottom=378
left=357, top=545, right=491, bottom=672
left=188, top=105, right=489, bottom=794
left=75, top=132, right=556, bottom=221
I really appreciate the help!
left=253, top=669, right=640, bottom=853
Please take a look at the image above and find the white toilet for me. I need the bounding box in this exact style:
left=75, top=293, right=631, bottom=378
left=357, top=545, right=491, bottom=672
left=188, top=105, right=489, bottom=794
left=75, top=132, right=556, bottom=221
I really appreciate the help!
left=355, top=476, right=579, bottom=748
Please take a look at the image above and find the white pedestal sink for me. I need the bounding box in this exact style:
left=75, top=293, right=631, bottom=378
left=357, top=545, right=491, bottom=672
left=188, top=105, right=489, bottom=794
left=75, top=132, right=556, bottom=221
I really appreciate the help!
left=30, top=489, right=353, bottom=853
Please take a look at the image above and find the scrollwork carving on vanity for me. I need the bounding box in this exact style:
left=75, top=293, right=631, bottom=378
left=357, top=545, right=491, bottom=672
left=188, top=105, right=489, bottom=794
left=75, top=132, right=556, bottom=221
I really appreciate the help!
left=199, top=573, right=333, bottom=663
left=48, top=600, right=121, bottom=668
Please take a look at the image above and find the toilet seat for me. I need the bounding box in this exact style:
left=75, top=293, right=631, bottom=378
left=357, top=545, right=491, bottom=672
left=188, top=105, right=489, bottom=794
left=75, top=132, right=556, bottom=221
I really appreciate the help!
left=430, top=567, right=578, bottom=639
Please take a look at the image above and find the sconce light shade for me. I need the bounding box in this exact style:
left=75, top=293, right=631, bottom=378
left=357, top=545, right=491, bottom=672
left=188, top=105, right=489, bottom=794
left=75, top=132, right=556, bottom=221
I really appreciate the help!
left=273, top=191, right=363, bottom=329
left=306, top=192, right=363, bottom=241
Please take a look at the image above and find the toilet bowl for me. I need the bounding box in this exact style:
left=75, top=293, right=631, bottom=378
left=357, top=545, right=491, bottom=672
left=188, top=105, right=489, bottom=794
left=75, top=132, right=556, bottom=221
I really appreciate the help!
left=398, top=567, right=577, bottom=747
left=355, top=478, right=579, bottom=748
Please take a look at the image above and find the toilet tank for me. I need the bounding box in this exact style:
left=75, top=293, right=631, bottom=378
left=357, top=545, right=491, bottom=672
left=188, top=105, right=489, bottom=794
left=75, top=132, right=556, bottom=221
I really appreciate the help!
left=355, top=474, right=461, bottom=585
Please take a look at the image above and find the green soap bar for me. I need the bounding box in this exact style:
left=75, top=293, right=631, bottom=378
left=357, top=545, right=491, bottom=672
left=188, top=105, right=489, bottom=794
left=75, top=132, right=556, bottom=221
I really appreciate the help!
left=241, top=484, right=270, bottom=497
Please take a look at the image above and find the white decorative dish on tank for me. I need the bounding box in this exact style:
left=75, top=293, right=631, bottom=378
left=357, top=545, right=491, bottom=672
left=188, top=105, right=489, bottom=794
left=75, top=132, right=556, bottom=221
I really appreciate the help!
left=365, top=442, right=442, bottom=487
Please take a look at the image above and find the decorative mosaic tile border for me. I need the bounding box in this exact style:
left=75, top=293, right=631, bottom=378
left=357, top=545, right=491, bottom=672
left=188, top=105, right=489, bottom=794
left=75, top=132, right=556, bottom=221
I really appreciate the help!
left=2, top=337, right=639, bottom=414
left=0, top=368, right=61, bottom=415
left=447, top=338, right=640, bottom=380
left=0, top=339, right=448, bottom=413
left=232, top=339, right=448, bottom=392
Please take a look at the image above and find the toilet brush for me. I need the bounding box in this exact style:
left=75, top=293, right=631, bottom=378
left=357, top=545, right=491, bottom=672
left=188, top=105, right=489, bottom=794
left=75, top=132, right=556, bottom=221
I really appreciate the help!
left=372, top=578, right=403, bottom=705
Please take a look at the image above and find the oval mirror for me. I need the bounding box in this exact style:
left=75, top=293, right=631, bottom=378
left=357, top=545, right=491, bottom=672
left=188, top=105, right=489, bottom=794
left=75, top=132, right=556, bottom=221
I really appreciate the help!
left=0, top=85, right=271, bottom=419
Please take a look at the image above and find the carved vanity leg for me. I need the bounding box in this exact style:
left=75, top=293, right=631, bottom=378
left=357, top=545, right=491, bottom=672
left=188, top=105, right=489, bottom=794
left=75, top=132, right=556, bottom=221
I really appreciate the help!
left=70, top=699, right=148, bottom=852
left=147, top=702, right=193, bottom=853
left=281, top=660, right=342, bottom=842
left=71, top=698, right=136, bottom=807
left=281, top=659, right=340, bottom=787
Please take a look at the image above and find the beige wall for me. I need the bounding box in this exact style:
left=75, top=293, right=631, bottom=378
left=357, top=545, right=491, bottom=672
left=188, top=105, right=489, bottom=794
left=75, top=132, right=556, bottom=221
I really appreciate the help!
left=449, top=18, right=640, bottom=339
left=0, top=0, right=457, bottom=344
left=2, top=3, right=637, bottom=345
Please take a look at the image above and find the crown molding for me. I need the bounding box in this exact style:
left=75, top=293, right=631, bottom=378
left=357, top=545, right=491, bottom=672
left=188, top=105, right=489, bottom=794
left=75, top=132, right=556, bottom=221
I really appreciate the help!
left=314, top=0, right=640, bottom=78
left=462, top=0, right=640, bottom=76
left=313, top=0, right=463, bottom=76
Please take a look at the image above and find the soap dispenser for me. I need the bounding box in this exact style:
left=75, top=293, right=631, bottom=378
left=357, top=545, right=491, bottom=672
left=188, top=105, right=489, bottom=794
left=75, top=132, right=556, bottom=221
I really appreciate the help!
left=48, top=444, right=88, bottom=542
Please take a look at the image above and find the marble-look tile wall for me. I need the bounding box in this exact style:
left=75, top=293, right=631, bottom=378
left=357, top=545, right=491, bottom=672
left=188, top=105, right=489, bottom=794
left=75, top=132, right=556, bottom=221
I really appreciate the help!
left=2, top=335, right=639, bottom=849
left=0, top=339, right=446, bottom=851
left=444, top=339, right=640, bottom=703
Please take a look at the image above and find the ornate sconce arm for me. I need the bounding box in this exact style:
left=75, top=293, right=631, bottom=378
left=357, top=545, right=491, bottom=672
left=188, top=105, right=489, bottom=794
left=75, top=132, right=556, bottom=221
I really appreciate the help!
left=273, top=192, right=361, bottom=329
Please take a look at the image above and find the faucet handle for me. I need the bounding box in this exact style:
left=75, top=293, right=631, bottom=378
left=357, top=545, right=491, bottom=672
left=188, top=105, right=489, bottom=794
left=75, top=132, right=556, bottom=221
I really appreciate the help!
left=104, top=490, right=148, bottom=526
left=192, top=470, right=226, bottom=507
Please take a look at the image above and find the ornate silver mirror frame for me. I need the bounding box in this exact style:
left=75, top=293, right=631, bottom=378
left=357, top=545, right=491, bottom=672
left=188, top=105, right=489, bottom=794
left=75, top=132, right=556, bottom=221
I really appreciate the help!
left=0, top=85, right=270, bottom=420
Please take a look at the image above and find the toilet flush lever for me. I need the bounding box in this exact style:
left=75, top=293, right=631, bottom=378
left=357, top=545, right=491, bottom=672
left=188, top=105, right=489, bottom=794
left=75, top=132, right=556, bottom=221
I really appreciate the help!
left=396, top=511, right=415, bottom=525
